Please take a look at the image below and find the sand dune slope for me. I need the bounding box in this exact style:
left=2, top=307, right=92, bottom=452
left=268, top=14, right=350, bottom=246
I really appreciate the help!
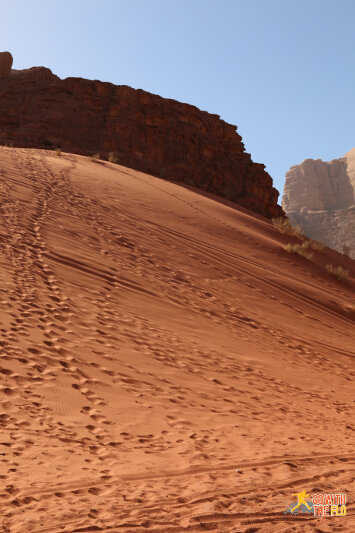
left=0, top=147, right=354, bottom=532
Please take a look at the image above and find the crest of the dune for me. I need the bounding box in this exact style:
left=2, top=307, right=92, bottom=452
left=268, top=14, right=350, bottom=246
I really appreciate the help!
left=283, top=148, right=355, bottom=257
left=0, top=51, right=13, bottom=77
left=0, top=53, right=283, bottom=218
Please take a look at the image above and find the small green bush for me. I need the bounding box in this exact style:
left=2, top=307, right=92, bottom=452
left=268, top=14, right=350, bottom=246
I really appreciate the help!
left=310, top=240, right=325, bottom=251
left=342, top=244, right=351, bottom=257
left=54, top=147, right=62, bottom=156
left=285, top=241, right=313, bottom=260
left=272, top=217, right=303, bottom=238
left=326, top=264, right=349, bottom=282
left=108, top=151, right=119, bottom=164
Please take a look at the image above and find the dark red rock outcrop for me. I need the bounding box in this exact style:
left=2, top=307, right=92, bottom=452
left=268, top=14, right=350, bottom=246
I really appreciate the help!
left=0, top=51, right=13, bottom=78
left=0, top=65, right=282, bottom=218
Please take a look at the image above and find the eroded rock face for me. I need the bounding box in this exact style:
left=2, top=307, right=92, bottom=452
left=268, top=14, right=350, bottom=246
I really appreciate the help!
left=283, top=148, right=355, bottom=257
left=0, top=51, right=13, bottom=78
left=0, top=65, right=283, bottom=218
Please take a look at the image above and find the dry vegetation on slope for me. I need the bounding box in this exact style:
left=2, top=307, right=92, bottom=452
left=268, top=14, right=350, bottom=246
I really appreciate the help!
left=0, top=147, right=354, bottom=533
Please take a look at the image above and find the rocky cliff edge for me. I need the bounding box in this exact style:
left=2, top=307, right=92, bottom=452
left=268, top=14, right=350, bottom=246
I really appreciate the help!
left=0, top=54, right=282, bottom=219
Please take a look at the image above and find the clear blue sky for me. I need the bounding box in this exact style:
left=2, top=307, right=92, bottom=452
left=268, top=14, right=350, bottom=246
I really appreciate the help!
left=2, top=0, right=354, bottom=196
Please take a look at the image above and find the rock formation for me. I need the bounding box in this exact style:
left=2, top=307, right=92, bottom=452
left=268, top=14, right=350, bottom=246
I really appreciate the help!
left=283, top=148, right=355, bottom=258
left=0, top=58, right=282, bottom=218
left=0, top=51, right=13, bottom=77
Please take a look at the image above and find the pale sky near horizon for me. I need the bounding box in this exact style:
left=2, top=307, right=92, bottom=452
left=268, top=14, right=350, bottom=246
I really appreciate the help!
left=2, top=0, right=354, bottom=197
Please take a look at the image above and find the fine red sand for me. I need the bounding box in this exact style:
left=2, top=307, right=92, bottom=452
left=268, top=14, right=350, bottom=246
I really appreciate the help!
left=0, top=147, right=353, bottom=532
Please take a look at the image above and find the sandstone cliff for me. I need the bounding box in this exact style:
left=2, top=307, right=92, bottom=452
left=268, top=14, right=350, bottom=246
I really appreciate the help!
left=283, top=148, right=355, bottom=258
left=0, top=59, right=282, bottom=218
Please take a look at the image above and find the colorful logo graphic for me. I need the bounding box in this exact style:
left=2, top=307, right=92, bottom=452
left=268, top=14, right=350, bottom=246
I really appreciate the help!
left=312, top=493, right=347, bottom=517
left=284, top=491, right=314, bottom=515
left=284, top=491, right=347, bottom=517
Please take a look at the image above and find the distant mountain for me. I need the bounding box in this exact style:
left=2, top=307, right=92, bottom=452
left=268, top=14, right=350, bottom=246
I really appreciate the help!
left=283, top=148, right=355, bottom=258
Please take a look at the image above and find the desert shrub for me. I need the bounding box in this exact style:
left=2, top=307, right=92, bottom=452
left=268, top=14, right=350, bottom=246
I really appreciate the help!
left=108, top=151, right=119, bottom=164
left=272, top=217, right=303, bottom=237
left=91, top=153, right=101, bottom=161
left=326, top=264, right=349, bottom=282
left=285, top=241, right=313, bottom=260
left=342, top=244, right=351, bottom=257
left=54, top=147, right=62, bottom=156
left=310, top=240, right=325, bottom=251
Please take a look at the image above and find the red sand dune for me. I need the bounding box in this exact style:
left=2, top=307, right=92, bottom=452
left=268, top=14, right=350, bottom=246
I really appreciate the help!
left=0, top=147, right=354, bottom=532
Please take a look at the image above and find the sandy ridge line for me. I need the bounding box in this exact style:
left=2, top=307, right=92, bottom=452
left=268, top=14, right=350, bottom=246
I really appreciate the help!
left=8, top=452, right=354, bottom=499
left=69, top=167, right=336, bottom=333
left=43, top=250, right=157, bottom=298
left=138, top=218, right=354, bottom=324
left=313, top=339, right=355, bottom=360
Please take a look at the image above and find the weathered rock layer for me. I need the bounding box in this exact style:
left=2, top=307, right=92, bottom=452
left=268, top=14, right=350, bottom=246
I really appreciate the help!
left=283, top=148, right=355, bottom=258
left=0, top=62, right=282, bottom=218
